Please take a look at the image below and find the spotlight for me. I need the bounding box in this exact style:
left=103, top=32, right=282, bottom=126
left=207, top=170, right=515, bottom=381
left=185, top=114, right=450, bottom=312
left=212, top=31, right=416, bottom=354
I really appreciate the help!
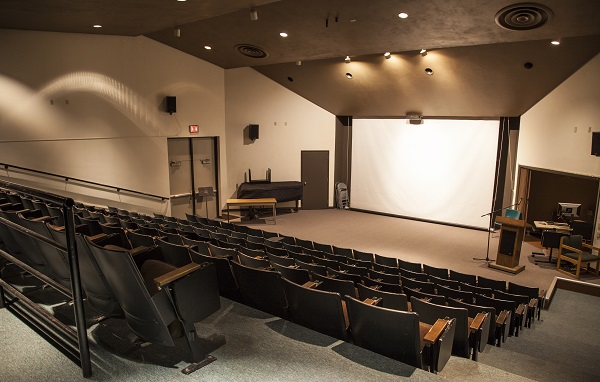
left=551, top=38, right=561, bottom=45
left=399, top=12, right=408, bottom=19
left=420, top=49, right=427, bottom=56
left=296, top=61, right=302, bottom=66
left=93, top=24, right=102, bottom=28
left=174, top=27, right=181, bottom=37
left=345, top=55, right=351, bottom=63
left=250, top=8, right=258, bottom=21
left=384, top=52, right=391, bottom=59
left=204, top=45, right=212, bottom=50
left=425, top=68, right=434, bottom=75
left=280, top=32, right=288, bottom=37
left=345, top=73, right=353, bottom=79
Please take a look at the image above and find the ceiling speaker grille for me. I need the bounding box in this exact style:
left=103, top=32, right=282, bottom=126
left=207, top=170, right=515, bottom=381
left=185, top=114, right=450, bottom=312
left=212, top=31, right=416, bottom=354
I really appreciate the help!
left=235, top=44, right=268, bottom=58
left=495, top=3, right=553, bottom=30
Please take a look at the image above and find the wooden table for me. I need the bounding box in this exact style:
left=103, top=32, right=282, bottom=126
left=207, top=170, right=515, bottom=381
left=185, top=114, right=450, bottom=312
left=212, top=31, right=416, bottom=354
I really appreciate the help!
left=534, top=221, right=572, bottom=232
left=226, top=198, right=277, bottom=224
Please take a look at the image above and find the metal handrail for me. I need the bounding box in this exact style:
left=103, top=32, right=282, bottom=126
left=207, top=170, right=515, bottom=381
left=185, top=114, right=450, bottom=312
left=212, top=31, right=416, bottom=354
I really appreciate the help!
left=1, top=162, right=168, bottom=201
left=0, top=179, right=92, bottom=377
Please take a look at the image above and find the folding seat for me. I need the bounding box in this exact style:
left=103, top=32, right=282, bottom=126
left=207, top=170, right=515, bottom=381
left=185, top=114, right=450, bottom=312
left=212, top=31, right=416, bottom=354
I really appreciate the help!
left=346, top=257, right=373, bottom=268
left=282, top=242, right=303, bottom=254
left=436, top=284, right=475, bottom=304
left=46, top=205, right=65, bottom=226
left=265, top=252, right=296, bottom=267
left=449, top=270, right=477, bottom=285
left=287, top=250, right=312, bottom=264
left=326, top=267, right=362, bottom=286
left=356, top=284, right=408, bottom=311
left=246, top=234, right=264, bottom=244
left=181, top=236, right=212, bottom=256
left=260, top=230, right=279, bottom=239
left=236, top=252, right=271, bottom=269
left=362, top=276, right=403, bottom=294
left=332, top=245, right=353, bottom=259
left=313, top=242, right=333, bottom=254
left=176, top=223, right=195, bottom=233
left=369, top=269, right=400, bottom=285
left=322, top=252, right=348, bottom=264
left=459, top=282, right=493, bottom=297
left=494, top=290, right=531, bottom=329
left=208, top=243, right=238, bottom=260
left=232, top=224, right=250, bottom=234
left=353, top=249, right=374, bottom=263
left=185, top=213, right=198, bottom=223
left=226, top=236, right=246, bottom=247
left=312, top=255, right=340, bottom=270
left=345, top=295, right=455, bottom=373
left=189, top=249, right=238, bottom=298
left=126, top=230, right=156, bottom=248
left=338, top=262, right=370, bottom=278
left=230, top=261, right=287, bottom=318
left=403, top=287, right=447, bottom=306
left=215, top=240, right=241, bottom=251
left=279, top=235, right=296, bottom=245
left=265, top=245, right=288, bottom=257
left=238, top=246, right=265, bottom=258
left=398, top=259, right=422, bottom=273
left=508, top=281, right=544, bottom=322
left=428, top=274, right=460, bottom=290
left=99, top=223, right=132, bottom=249
left=264, top=239, right=283, bottom=249
left=295, top=259, right=327, bottom=276
left=423, top=264, right=449, bottom=279
left=477, top=275, right=507, bottom=292
left=220, top=222, right=236, bottom=231
left=192, top=227, right=212, bottom=239
left=399, top=268, right=429, bottom=282
left=400, top=276, right=435, bottom=294
left=32, top=201, right=51, bottom=217
left=448, top=298, right=509, bottom=347
left=209, top=232, right=229, bottom=243
left=374, top=253, right=398, bottom=267
left=270, top=262, right=310, bottom=285
left=303, top=247, right=325, bottom=258
left=86, top=240, right=221, bottom=374
left=282, top=278, right=349, bottom=340
left=78, top=216, right=104, bottom=236
left=156, top=239, right=193, bottom=267
left=475, top=294, right=522, bottom=337
left=229, top=231, right=246, bottom=240
left=215, top=227, right=231, bottom=236
left=372, top=262, right=399, bottom=275
left=411, top=296, right=490, bottom=361
left=295, top=238, right=314, bottom=251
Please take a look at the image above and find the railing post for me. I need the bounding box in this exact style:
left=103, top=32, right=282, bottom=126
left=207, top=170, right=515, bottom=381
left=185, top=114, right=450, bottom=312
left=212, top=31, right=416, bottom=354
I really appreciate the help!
left=64, top=200, right=92, bottom=377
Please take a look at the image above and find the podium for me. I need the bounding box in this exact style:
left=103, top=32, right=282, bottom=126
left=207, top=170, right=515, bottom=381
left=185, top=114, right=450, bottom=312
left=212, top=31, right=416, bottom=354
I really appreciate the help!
left=488, top=216, right=528, bottom=274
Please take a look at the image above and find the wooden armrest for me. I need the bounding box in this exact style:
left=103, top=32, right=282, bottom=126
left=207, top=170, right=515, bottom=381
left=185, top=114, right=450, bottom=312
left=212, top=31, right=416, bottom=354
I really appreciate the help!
left=371, top=284, right=382, bottom=290
left=129, top=246, right=148, bottom=256
left=469, top=312, right=487, bottom=332
left=528, top=298, right=537, bottom=309
left=154, top=262, right=201, bottom=289
left=288, top=265, right=300, bottom=269
left=87, top=233, right=108, bottom=242
left=561, top=244, right=582, bottom=254
left=302, top=281, right=321, bottom=289
left=373, top=278, right=383, bottom=282
left=363, top=297, right=382, bottom=306
left=424, top=318, right=450, bottom=345
left=31, top=216, right=55, bottom=222
left=104, top=244, right=130, bottom=252
left=496, top=310, right=509, bottom=327
left=539, top=290, right=546, bottom=299
left=582, top=242, right=600, bottom=251
left=338, top=269, right=348, bottom=274
left=516, top=303, right=526, bottom=316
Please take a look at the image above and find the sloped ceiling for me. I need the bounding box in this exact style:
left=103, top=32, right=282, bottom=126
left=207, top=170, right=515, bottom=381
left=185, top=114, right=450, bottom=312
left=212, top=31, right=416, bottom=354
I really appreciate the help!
left=1, top=0, right=599, bottom=117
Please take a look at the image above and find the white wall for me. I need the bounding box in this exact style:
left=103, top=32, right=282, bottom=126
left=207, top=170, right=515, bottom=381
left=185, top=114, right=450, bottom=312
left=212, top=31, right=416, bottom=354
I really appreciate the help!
left=0, top=29, right=226, bottom=214
left=517, top=52, right=600, bottom=243
left=225, top=68, right=336, bottom=206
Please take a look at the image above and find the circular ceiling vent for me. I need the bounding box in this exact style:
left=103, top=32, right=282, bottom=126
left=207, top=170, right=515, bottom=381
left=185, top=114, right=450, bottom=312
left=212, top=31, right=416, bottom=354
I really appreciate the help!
left=235, top=44, right=268, bottom=59
left=495, top=3, right=553, bottom=30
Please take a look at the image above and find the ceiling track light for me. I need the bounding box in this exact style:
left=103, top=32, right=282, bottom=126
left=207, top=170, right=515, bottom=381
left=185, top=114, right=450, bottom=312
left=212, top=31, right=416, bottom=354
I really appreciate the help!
left=551, top=38, right=561, bottom=45
left=345, top=55, right=351, bottom=63
left=420, top=49, right=427, bottom=56
left=250, top=8, right=258, bottom=21
left=384, top=52, right=391, bottom=59
left=296, top=60, right=302, bottom=66
left=174, top=27, right=181, bottom=37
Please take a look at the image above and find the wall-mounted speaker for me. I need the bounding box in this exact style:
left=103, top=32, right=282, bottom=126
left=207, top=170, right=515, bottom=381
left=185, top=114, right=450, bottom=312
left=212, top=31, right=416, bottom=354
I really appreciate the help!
left=249, top=124, right=259, bottom=140
left=592, top=132, right=600, bottom=156
left=166, top=96, right=176, bottom=114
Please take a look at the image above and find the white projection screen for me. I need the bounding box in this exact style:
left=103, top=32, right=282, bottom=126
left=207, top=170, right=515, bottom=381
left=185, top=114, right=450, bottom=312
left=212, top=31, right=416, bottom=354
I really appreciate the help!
left=351, top=119, right=499, bottom=229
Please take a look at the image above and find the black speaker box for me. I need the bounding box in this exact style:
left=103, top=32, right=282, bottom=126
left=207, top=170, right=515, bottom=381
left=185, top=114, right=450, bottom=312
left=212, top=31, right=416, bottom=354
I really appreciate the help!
left=592, top=132, right=600, bottom=156
left=249, top=124, right=259, bottom=140
left=166, top=96, right=176, bottom=114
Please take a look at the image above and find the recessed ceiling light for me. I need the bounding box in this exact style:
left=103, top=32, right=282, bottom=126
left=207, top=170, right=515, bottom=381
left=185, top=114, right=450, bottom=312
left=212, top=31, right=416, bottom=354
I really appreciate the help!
left=346, top=73, right=353, bottom=79
left=420, top=49, right=427, bottom=56
left=399, top=12, right=408, bottom=19
left=345, top=55, right=351, bottom=63
left=280, top=32, right=288, bottom=37
left=177, top=0, right=187, bottom=2
left=93, top=24, right=102, bottom=28
left=204, top=45, right=212, bottom=50
left=425, top=68, right=434, bottom=75
left=384, top=52, right=391, bottom=59
left=551, top=39, right=560, bottom=45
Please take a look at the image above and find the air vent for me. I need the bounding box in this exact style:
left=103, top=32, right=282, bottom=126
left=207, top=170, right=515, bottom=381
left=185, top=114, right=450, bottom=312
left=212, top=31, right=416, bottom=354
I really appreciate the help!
left=495, top=3, right=553, bottom=31
left=235, top=44, right=268, bottom=59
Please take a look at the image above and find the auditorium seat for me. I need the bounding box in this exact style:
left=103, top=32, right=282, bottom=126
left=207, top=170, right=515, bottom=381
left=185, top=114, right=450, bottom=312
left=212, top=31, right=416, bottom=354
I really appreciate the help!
left=423, top=264, right=449, bottom=279
left=230, top=261, right=287, bottom=318
left=373, top=262, right=400, bottom=275
left=332, top=245, right=353, bottom=259
left=345, top=295, right=455, bottom=373
left=295, top=259, right=327, bottom=276
left=475, top=294, right=522, bottom=337
left=400, top=275, right=436, bottom=294
left=477, top=275, right=507, bottom=292
left=265, top=245, right=288, bottom=258
left=352, top=249, right=375, bottom=263
left=508, top=281, right=544, bottom=322
left=411, top=296, right=490, bottom=361
left=208, top=243, right=238, bottom=259
left=313, top=242, right=333, bottom=254
left=494, top=290, right=531, bottom=329
left=346, top=257, right=373, bottom=268
left=362, top=276, right=403, bottom=293
left=399, top=268, right=430, bottom=282
left=459, top=282, right=493, bottom=297
left=86, top=239, right=221, bottom=374
left=156, top=239, right=193, bottom=268
left=398, top=259, right=423, bottom=273
left=189, top=249, right=238, bottom=298
left=357, top=284, right=408, bottom=311
left=282, top=278, right=349, bottom=341
left=326, top=267, right=362, bottom=286
left=403, top=287, right=447, bottom=306
left=312, top=255, right=340, bottom=270
left=369, top=269, right=400, bottom=284
left=374, top=253, right=398, bottom=267
left=265, top=253, right=296, bottom=267
left=436, top=284, right=475, bottom=304
left=338, top=262, right=370, bottom=278
left=428, top=274, right=460, bottom=290
left=236, top=252, right=271, bottom=269
left=449, top=270, right=477, bottom=285
left=448, top=298, right=509, bottom=347
left=295, top=238, right=314, bottom=251
left=270, top=262, right=310, bottom=285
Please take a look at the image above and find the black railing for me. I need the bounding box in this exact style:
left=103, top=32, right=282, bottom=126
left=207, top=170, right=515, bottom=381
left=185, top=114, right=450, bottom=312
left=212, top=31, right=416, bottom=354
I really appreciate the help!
left=1, top=162, right=167, bottom=201
left=0, top=179, right=92, bottom=377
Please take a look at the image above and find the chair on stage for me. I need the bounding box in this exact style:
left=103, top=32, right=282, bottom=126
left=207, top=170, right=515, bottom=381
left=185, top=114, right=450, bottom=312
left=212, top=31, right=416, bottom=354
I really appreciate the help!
left=532, top=230, right=567, bottom=264
left=557, top=235, right=600, bottom=279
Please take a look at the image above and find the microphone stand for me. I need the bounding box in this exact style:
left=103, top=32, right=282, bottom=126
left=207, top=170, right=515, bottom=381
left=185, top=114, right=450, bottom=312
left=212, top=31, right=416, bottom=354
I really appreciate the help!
left=474, top=199, right=522, bottom=262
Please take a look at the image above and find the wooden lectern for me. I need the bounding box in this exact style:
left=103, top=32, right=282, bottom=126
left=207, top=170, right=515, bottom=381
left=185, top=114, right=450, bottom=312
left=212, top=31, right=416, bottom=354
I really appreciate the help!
left=488, top=216, right=528, bottom=274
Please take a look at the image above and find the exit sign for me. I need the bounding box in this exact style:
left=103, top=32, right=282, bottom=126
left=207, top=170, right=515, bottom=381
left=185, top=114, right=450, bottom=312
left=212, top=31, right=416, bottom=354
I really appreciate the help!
left=189, top=125, right=199, bottom=134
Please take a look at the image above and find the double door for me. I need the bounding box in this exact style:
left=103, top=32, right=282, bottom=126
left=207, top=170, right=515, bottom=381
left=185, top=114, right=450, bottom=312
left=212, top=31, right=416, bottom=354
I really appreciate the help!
left=167, top=137, right=219, bottom=219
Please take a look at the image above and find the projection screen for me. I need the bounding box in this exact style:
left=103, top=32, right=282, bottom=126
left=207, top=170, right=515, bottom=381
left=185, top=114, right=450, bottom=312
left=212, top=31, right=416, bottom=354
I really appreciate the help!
left=351, top=119, right=499, bottom=229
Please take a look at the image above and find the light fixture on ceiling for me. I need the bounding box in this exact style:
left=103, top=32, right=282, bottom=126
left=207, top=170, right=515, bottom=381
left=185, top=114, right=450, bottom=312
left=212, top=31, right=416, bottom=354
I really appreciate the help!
left=174, top=27, right=181, bottom=37
left=406, top=114, right=423, bottom=125
left=296, top=61, right=302, bottom=66
left=398, top=12, right=408, bottom=19
left=346, top=73, right=353, bottom=79
left=93, top=24, right=102, bottom=28
left=204, top=45, right=212, bottom=50
left=177, top=0, right=186, bottom=2
left=551, top=38, right=561, bottom=45
left=420, top=49, right=427, bottom=56
left=250, top=8, right=258, bottom=21
left=280, top=32, right=288, bottom=37
left=384, top=52, right=391, bottom=59
left=425, top=68, right=434, bottom=75
left=345, top=55, right=351, bottom=63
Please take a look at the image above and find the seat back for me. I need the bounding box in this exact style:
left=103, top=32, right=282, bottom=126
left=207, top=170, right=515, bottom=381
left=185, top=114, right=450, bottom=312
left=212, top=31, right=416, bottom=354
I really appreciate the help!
left=339, top=262, right=370, bottom=278
left=410, top=296, right=471, bottom=358
left=561, top=235, right=584, bottom=252
left=265, top=245, right=288, bottom=257
left=357, top=284, right=408, bottom=311
left=477, top=276, right=506, bottom=291
left=403, top=286, right=447, bottom=306
left=423, top=264, right=449, bottom=279
left=236, top=251, right=271, bottom=269
left=459, top=282, right=493, bottom=297
left=311, top=272, right=357, bottom=298
left=313, top=242, right=333, bottom=254
left=507, top=282, right=539, bottom=300
left=156, top=239, right=192, bottom=267
left=448, top=298, right=494, bottom=348
left=282, top=278, right=348, bottom=340
left=345, top=296, right=423, bottom=368
left=369, top=269, right=400, bottom=284
left=437, top=284, right=475, bottom=304
left=295, top=238, right=314, bottom=250
left=231, top=261, right=287, bottom=317
left=190, top=249, right=238, bottom=295
left=266, top=253, right=296, bottom=267
left=373, top=262, right=399, bottom=275
left=270, top=262, right=310, bottom=285
left=332, top=245, right=353, bottom=258
left=428, top=274, right=460, bottom=290
left=127, top=230, right=156, bottom=248
left=374, top=253, right=398, bottom=267
left=353, top=249, right=374, bottom=263
left=449, top=270, right=477, bottom=285
left=475, top=294, right=516, bottom=334
left=362, top=276, right=403, bottom=293
left=208, top=242, right=238, bottom=259
left=399, top=268, right=429, bottom=282
left=493, top=290, right=529, bottom=305
left=312, top=255, right=340, bottom=270
left=398, top=259, right=422, bottom=273
left=295, top=259, right=327, bottom=276
left=238, top=246, right=266, bottom=259
left=400, top=275, right=435, bottom=294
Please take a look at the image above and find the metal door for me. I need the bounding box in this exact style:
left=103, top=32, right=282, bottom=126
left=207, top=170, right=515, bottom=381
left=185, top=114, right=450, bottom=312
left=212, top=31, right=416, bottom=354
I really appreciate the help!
left=301, top=150, right=329, bottom=210
left=167, top=138, right=218, bottom=219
